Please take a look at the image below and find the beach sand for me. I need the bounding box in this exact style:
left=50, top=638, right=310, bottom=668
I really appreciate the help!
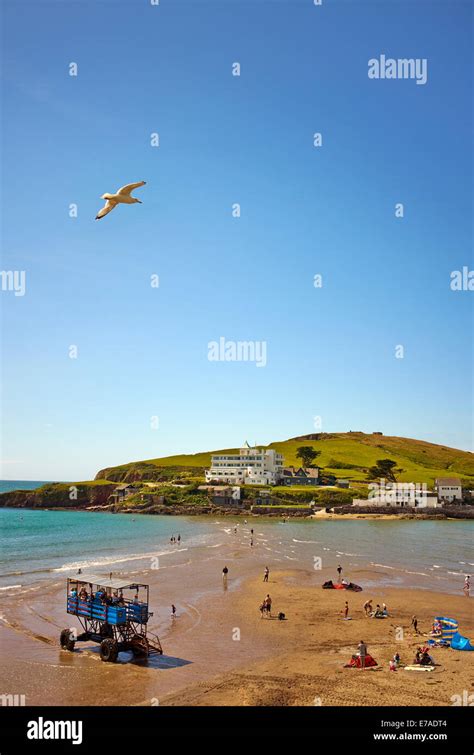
left=1, top=549, right=472, bottom=707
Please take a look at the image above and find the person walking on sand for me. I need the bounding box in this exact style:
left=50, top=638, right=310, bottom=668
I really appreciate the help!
left=411, top=615, right=419, bottom=634
left=358, top=640, right=367, bottom=669
left=344, top=601, right=349, bottom=619
left=464, top=575, right=470, bottom=597
left=337, top=564, right=343, bottom=583
left=363, top=599, right=373, bottom=616
left=263, top=566, right=269, bottom=582
left=171, top=604, right=176, bottom=618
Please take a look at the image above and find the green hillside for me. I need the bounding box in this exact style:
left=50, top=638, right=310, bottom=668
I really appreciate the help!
left=95, top=432, right=474, bottom=488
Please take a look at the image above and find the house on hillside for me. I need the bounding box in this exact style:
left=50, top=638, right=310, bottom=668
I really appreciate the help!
left=435, top=478, right=463, bottom=503
left=282, top=466, right=319, bottom=486
left=198, top=485, right=242, bottom=506
left=108, top=483, right=141, bottom=505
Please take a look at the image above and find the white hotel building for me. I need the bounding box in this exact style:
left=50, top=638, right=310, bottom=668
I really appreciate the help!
left=205, top=448, right=284, bottom=486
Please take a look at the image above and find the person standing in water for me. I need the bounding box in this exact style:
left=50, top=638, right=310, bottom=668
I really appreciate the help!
left=171, top=604, right=176, bottom=618
left=464, top=575, right=470, bottom=597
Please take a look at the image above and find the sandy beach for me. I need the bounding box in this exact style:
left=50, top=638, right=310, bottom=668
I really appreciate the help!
left=1, top=516, right=472, bottom=707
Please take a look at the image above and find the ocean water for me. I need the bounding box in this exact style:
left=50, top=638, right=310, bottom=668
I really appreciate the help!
left=0, top=480, right=55, bottom=493
left=0, top=507, right=472, bottom=594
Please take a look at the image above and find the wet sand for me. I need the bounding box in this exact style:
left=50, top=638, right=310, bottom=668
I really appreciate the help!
left=1, top=530, right=472, bottom=707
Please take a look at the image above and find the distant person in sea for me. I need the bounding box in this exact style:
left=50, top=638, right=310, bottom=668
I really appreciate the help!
left=171, top=604, right=176, bottom=618
left=363, top=599, right=373, bottom=616
left=177, top=534, right=181, bottom=544
left=109, top=572, right=113, bottom=581
left=263, top=566, right=269, bottom=583
left=77, top=568, right=82, bottom=575
left=411, top=615, right=419, bottom=634
left=337, top=564, right=343, bottom=583
left=222, top=566, right=229, bottom=582
left=358, top=640, right=367, bottom=669
left=250, top=538, right=254, bottom=547
left=250, top=528, right=254, bottom=536
left=464, top=575, right=470, bottom=597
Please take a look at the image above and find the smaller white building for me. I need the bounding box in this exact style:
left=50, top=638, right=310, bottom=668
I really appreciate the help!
left=435, top=478, right=463, bottom=503
left=205, top=447, right=284, bottom=485
left=353, top=481, right=440, bottom=509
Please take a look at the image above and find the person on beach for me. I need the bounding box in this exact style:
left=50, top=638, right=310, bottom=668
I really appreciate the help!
left=464, top=575, right=470, bottom=597
left=265, top=594, right=272, bottom=617
left=222, top=566, right=229, bottom=581
left=411, top=615, right=419, bottom=634
left=382, top=602, right=388, bottom=616
left=259, top=601, right=266, bottom=619
left=171, top=604, right=176, bottom=618
left=337, top=564, right=343, bottom=583
left=344, top=601, right=349, bottom=619
left=358, top=640, right=367, bottom=669
left=263, top=566, right=269, bottom=582
left=363, top=599, right=372, bottom=616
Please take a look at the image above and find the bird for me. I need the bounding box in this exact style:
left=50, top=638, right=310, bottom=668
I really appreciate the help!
left=95, top=181, right=146, bottom=220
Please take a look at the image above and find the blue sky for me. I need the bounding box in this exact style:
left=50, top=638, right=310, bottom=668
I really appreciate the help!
left=1, top=0, right=472, bottom=480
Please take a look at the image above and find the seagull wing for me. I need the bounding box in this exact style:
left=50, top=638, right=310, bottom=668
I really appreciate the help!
left=116, top=181, right=146, bottom=196
left=95, top=200, right=117, bottom=220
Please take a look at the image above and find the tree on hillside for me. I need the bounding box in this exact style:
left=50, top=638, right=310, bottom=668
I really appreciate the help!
left=296, top=446, right=321, bottom=469
left=367, top=459, right=399, bottom=482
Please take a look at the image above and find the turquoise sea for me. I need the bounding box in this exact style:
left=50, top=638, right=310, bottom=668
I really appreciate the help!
left=0, top=502, right=472, bottom=595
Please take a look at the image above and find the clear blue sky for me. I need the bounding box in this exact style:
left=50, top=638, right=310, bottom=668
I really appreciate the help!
left=1, top=0, right=472, bottom=481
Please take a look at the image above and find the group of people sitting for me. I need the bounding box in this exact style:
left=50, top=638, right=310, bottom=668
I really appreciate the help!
left=69, top=586, right=142, bottom=608
left=413, top=646, right=435, bottom=666
left=363, top=600, right=389, bottom=618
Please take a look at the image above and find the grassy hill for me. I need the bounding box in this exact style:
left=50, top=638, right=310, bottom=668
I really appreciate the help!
left=95, top=432, right=474, bottom=488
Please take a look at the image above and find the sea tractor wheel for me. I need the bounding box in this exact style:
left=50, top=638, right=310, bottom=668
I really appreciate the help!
left=100, top=638, right=118, bottom=663
left=60, top=628, right=76, bottom=652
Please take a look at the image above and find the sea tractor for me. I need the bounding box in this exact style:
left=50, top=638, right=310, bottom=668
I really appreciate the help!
left=61, top=574, right=163, bottom=663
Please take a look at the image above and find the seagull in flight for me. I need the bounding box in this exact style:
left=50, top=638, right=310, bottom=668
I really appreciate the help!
left=95, top=181, right=146, bottom=220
